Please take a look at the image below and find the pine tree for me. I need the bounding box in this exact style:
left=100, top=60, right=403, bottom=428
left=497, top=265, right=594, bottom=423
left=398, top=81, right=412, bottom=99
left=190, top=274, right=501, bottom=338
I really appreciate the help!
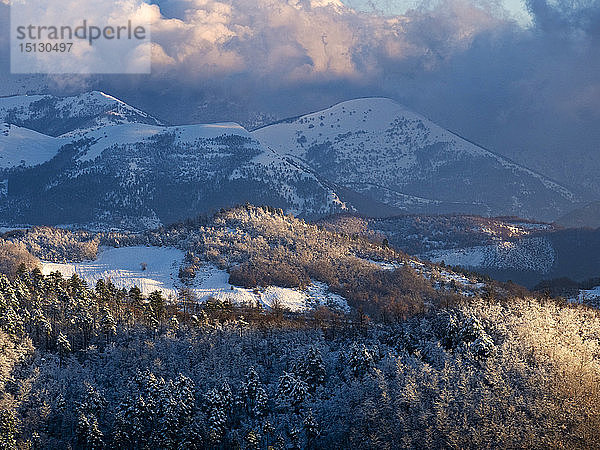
left=295, top=346, right=326, bottom=391
left=239, top=368, right=268, bottom=419
left=100, top=307, right=116, bottom=343
left=155, top=394, right=178, bottom=449
left=149, top=291, right=166, bottom=322
left=245, top=429, right=260, bottom=450
left=348, top=343, right=374, bottom=378
left=56, top=333, right=71, bottom=364
left=288, top=426, right=301, bottom=450
left=277, top=372, right=308, bottom=413
left=303, top=410, right=320, bottom=447
left=173, top=374, right=195, bottom=430
left=129, top=286, right=143, bottom=304
left=80, top=383, right=107, bottom=417
left=76, top=412, right=104, bottom=449
left=206, top=405, right=227, bottom=445
left=178, top=416, right=204, bottom=450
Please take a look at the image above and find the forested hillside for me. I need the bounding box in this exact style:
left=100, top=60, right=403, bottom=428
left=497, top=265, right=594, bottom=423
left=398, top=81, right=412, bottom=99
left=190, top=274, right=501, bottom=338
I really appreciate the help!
left=0, top=206, right=598, bottom=448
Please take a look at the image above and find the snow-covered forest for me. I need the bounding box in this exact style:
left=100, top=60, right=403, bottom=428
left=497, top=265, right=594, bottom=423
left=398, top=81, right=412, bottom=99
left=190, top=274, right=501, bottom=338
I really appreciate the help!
left=0, top=206, right=598, bottom=448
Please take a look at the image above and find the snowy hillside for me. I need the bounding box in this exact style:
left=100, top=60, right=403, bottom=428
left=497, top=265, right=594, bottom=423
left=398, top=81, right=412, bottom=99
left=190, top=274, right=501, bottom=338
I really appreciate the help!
left=42, top=246, right=184, bottom=297
left=41, top=245, right=349, bottom=312
left=0, top=91, right=162, bottom=136
left=75, top=122, right=252, bottom=162
left=0, top=96, right=349, bottom=228
left=424, top=237, right=556, bottom=274
left=0, top=91, right=581, bottom=228
left=0, top=123, right=66, bottom=168
left=254, top=98, right=576, bottom=220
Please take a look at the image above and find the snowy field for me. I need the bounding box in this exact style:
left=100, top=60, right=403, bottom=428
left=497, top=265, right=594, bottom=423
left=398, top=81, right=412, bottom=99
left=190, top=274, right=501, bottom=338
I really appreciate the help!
left=41, top=246, right=349, bottom=312
left=42, top=246, right=185, bottom=299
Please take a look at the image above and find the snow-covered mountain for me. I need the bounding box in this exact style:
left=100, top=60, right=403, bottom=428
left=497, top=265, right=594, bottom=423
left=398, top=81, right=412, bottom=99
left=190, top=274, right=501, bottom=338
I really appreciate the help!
left=0, top=91, right=162, bottom=137
left=0, top=93, right=347, bottom=229
left=0, top=92, right=581, bottom=229
left=253, top=98, right=577, bottom=220
left=0, top=123, right=67, bottom=169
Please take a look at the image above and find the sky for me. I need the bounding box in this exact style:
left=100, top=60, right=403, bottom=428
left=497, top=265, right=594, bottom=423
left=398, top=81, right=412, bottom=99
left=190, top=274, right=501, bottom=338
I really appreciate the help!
left=0, top=0, right=599, bottom=198
left=346, top=0, right=530, bottom=23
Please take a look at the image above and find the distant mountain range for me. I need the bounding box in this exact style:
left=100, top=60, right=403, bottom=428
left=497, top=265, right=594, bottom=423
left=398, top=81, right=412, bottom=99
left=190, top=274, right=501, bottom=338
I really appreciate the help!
left=0, top=91, right=581, bottom=229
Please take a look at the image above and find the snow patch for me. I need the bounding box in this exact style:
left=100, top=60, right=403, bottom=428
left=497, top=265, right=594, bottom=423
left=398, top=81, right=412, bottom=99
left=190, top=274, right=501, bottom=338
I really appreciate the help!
left=41, top=246, right=185, bottom=297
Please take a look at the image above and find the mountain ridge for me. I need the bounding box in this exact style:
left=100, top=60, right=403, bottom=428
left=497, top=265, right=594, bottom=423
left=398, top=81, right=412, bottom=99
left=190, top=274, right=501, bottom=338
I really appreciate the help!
left=0, top=91, right=580, bottom=228
left=253, top=97, right=577, bottom=221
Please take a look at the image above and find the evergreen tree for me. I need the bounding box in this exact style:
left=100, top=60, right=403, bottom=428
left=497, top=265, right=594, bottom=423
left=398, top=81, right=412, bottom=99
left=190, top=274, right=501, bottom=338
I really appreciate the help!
left=129, top=286, right=143, bottom=304
left=149, top=291, right=166, bottom=322
left=239, top=368, right=268, bottom=419
left=244, top=429, right=260, bottom=450
left=303, top=410, right=320, bottom=447
left=348, top=343, right=374, bottom=378
left=295, top=346, right=326, bottom=391
left=76, top=412, right=104, bottom=449
left=204, top=385, right=230, bottom=445
left=100, top=307, right=116, bottom=343
left=277, top=372, right=308, bottom=413
left=57, top=332, right=71, bottom=365
left=80, top=383, right=107, bottom=418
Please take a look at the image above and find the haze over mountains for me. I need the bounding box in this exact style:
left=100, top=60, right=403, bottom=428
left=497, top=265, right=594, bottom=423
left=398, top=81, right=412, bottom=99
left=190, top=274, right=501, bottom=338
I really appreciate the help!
left=0, top=91, right=581, bottom=228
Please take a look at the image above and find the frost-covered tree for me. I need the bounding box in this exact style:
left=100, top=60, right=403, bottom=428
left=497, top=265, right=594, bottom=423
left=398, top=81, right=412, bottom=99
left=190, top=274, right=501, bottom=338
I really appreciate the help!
left=100, top=307, right=116, bottom=343
left=76, top=412, right=104, bottom=450
left=348, top=343, right=375, bottom=378
left=239, top=368, right=268, bottom=419
left=294, top=346, right=326, bottom=391
left=303, top=410, right=320, bottom=447
left=277, top=372, right=308, bottom=413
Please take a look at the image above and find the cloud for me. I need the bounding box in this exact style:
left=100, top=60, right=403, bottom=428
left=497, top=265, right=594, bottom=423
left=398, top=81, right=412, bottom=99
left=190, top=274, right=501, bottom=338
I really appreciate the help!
left=142, top=0, right=502, bottom=82
left=0, top=0, right=599, bottom=199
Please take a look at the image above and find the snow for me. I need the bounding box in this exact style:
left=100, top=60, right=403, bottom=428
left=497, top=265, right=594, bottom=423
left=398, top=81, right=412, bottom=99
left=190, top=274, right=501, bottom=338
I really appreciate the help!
left=40, top=246, right=349, bottom=313
left=424, top=237, right=555, bottom=273
left=306, top=281, right=350, bottom=312
left=360, top=256, right=485, bottom=297
left=77, top=122, right=252, bottom=162
left=76, top=124, right=164, bottom=162
left=189, top=264, right=257, bottom=306
left=571, top=286, right=600, bottom=304
left=0, top=91, right=159, bottom=131
left=192, top=265, right=349, bottom=312
left=366, top=259, right=403, bottom=271
left=41, top=246, right=185, bottom=298
left=0, top=94, right=48, bottom=116
left=253, top=98, right=416, bottom=157
left=425, top=246, right=488, bottom=268
left=0, top=123, right=65, bottom=168
left=0, top=227, right=26, bottom=233
left=260, top=286, right=308, bottom=311
left=252, top=96, right=575, bottom=212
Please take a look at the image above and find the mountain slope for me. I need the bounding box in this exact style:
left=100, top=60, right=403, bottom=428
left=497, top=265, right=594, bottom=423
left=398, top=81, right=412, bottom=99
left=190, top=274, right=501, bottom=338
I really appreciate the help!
left=253, top=98, right=577, bottom=220
left=0, top=123, right=67, bottom=168
left=0, top=117, right=348, bottom=228
left=0, top=92, right=581, bottom=228
left=555, top=201, right=600, bottom=229
left=0, top=91, right=162, bottom=136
